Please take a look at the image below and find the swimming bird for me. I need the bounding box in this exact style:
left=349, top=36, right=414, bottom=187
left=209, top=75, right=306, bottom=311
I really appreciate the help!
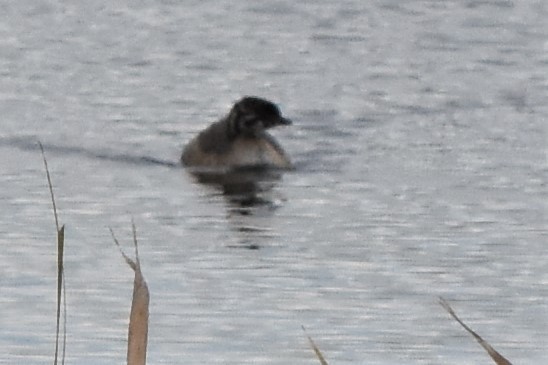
left=181, top=96, right=292, bottom=170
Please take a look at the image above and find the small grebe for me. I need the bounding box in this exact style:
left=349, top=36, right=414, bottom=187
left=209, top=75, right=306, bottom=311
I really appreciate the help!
left=181, top=96, right=292, bottom=170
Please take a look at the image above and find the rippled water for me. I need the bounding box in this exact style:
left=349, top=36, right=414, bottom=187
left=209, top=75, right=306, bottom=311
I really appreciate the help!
left=1, top=1, right=547, bottom=364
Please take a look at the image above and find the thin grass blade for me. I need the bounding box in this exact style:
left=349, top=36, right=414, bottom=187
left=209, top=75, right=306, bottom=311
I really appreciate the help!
left=439, top=297, right=512, bottom=365
left=302, top=326, right=329, bottom=365
left=39, top=143, right=66, bottom=365
left=54, top=225, right=65, bottom=365
left=39, top=142, right=59, bottom=231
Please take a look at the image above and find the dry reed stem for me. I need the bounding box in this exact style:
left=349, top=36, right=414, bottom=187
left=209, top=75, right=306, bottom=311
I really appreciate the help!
left=439, top=297, right=512, bottom=365
left=302, top=326, right=330, bottom=365
left=39, top=142, right=66, bottom=365
left=111, top=223, right=150, bottom=365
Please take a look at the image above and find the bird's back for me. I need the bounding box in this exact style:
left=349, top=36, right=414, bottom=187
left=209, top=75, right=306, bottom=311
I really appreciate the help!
left=181, top=126, right=291, bottom=169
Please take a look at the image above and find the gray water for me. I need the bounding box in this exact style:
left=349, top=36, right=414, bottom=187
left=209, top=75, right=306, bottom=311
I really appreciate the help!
left=1, top=1, right=547, bottom=364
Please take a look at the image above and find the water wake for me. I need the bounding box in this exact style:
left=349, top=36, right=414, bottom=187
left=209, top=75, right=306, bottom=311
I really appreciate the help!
left=1, top=136, right=179, bottom=168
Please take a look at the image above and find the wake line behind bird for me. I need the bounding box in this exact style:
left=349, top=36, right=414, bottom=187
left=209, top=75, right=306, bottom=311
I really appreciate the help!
left=2, top=137, right=178, bottom=168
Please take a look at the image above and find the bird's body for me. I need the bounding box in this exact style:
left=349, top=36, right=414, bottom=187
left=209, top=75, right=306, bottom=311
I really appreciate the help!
left=181, top=97, right=292, bottom=170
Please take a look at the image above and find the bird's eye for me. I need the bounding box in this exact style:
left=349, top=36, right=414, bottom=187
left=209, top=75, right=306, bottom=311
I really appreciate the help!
left=242, top=116, right=258, bottom=128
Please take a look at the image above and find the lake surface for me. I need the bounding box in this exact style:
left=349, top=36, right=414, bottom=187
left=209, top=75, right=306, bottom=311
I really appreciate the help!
left=1, top=1, right=546, bottom=364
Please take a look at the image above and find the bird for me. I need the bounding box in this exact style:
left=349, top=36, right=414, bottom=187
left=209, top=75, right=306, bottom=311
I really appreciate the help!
left=181, top=96, right=293, bottom=170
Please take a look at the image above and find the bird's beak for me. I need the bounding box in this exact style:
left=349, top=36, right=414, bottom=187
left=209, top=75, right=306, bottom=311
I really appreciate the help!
left=280, top=117, right=293, bottom=126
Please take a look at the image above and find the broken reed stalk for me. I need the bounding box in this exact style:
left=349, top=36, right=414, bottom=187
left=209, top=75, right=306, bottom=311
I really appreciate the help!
left=439, top=297, right=512, bottom=365
left=302, top=326, right=330, bottom=365
left=39, top=142, right=66, bottom=365
left=111, top=222, right=150, bottom=365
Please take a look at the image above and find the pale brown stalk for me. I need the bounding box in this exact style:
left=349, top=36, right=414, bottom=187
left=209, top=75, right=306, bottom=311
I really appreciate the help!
left=439, top=297, right=512, bottom=365
left=111, top=223, right=150, bottom=365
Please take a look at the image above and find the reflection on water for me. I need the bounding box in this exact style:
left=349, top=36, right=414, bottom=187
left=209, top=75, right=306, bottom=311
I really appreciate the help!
left=187, top=166, right=285, bottom=208
left=186, top=167, right=287, bottom=250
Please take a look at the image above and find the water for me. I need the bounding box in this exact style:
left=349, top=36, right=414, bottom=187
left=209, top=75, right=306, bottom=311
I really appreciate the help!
left=1, top=1, right=547, bottom=364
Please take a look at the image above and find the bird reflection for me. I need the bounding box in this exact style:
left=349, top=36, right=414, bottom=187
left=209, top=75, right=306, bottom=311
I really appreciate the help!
left=189, top=166, right=283, bottom=207
left=186, top=167, right=287, bottom=249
